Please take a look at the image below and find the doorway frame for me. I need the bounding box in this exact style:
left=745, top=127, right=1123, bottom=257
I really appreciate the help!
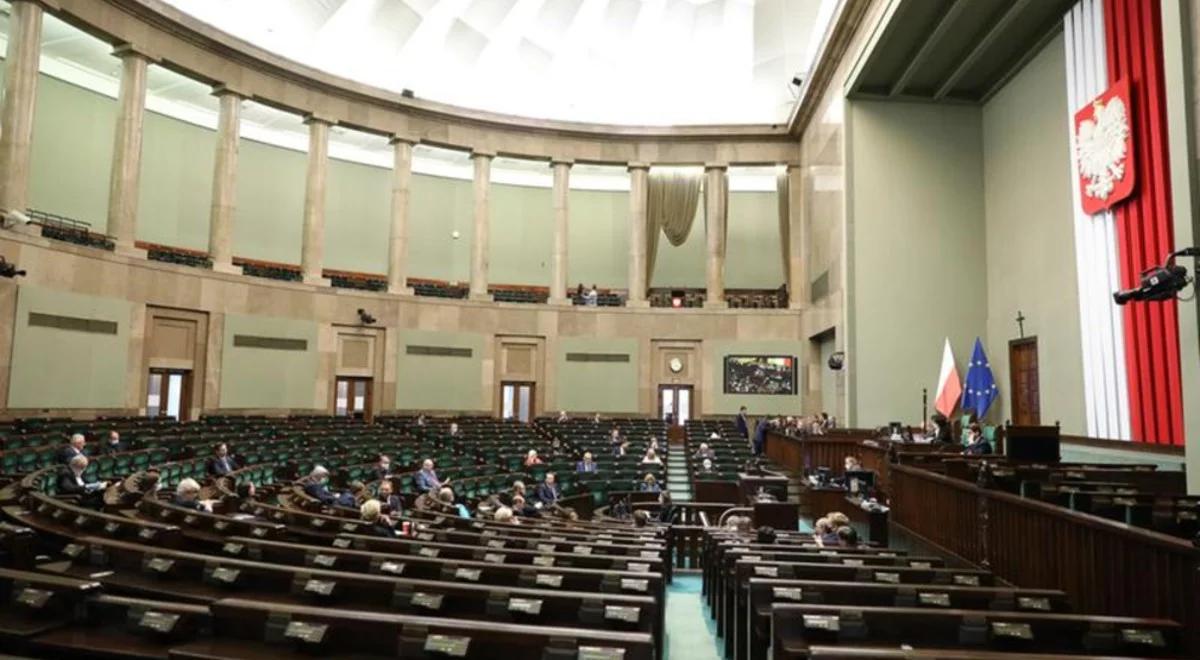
left=657, top=383, right=695, bottom=424
left=146, top=367, right=194, bottom=421
left=499, top=380, right=537, bottom=422
left=1008, top=336, right=1041, bottom=425
left=334, top=375, right=374, bottom=421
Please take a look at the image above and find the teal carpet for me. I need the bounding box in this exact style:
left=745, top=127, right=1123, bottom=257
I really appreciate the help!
left=665, top=575, right=722, bottom=660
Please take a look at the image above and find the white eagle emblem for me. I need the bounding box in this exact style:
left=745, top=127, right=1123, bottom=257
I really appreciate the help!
left=1075, top=96, right=1130, bottom=201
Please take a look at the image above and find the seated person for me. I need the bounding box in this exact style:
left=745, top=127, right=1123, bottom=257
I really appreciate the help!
left=57, top=455, right=108, bottom=506
left=174, top=478, right=212, bottom=512
left=506, top=480, right=527, bottom=506
left=613, top=440, right=630, bottom=458
left=756, top=525, right=778, bottom=544
left=633, top=510, right=651, bottom=527
left=927, top=412, right=952, bottom=443
left=585, top=284, right=599, bottom=306
left=963, top=423, right=992, bottom=455
left=236, top=481, right=256, bottom=502
left=524, top=449, right=543, bottom=467
left=608, top=427, right=622, bottom=446
left=697, top=457, right=716, bottom=474
left=535, top=472, right=560, bottom=505
left=593, top=412, right=602, bottom=424
left=58, top=433, right=88, bottom=465
left=639, top=473, right=662, bottom=493
left=360, top=498, right=395, bottom=537
left=414, top=459, right=447, bottom=493
left=372, top=454, right=393, bottom=482
left=376, top=479, right=403, bottom=516
left=576, top=451, right=598, bottom=473
left=101, top=430, right=125, bottom=455
left=494, top=506, right=518, bottom=524
left=692, top=443, right=715, bottom=460
left=416, top=413, right=427, bottom=427
left=641, top=448, right=662, bottom=465
left=437, top=487, right=471, bottom=518
left=844, top=455, right=863, bottom=472
left=447, top=422, right=461, bottom=439
left=658, top=491, right=678, bottom=524
left=302, top=466, right=339, bottom=506
left=708, top=431, right=722, bottom=442
left=813, top=517, right=839, bottom=546
left=511, top=494, right=540, bottom=518
left=206, top=442, right=236, bottom=478
left=556, top=410, right=569, bottom=423
left=646, top=437, right=660, bottom=453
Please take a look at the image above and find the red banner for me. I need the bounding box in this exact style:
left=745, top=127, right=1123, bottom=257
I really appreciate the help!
left=1074, top=79, right=1135, bottom=215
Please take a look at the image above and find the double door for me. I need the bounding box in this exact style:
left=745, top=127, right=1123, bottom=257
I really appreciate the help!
left=335, top=377, right=373, bottom=421
left=658, top=384, right=693, bottom=425
left=147, top=369, right=192, bottom=421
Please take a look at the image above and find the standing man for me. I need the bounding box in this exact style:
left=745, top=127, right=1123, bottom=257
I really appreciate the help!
left=736, top=406, right=750, bottom=440
left=752, top=417, right=770, bottom=456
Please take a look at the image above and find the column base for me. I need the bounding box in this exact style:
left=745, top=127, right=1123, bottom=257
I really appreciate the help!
left=211, top=261, right=241, bottom=275
left=5, top=220, right=40, bottom=238
left=303, top=275, right=332, bottom=287
left=114, top=242, right=147, bottom=259
left=388, top=286, right=415, bottom=296
left=788, top=302, right=808, bottom=311
left=548, top=297, right=574, bottom=307
left=468, top=293, right=494, bottom=302
left=704, top=299, right=729, bottom=309
left=625, top=299, right=650, bottom=308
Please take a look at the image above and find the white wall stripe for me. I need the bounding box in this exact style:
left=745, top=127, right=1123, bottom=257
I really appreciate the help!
left=1063, top=0, right=1132, bottom=440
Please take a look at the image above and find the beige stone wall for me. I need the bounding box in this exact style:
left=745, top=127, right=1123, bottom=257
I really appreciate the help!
left=0, top=232, right=805, bottom=418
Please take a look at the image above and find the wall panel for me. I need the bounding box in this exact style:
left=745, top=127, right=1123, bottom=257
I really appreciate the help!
left=219, top=313, right=318, bottom=408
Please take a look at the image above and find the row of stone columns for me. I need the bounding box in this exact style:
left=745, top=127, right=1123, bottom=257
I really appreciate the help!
left=0, top=0, right=809, bottom=309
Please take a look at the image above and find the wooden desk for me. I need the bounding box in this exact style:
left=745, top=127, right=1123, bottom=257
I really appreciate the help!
left=799, top=484, right=889, bottom=546
left=739, top=472, right=789, bottom=503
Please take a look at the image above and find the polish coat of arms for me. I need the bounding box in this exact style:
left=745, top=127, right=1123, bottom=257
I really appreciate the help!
left=1074, top=79, right=1135, bottom=215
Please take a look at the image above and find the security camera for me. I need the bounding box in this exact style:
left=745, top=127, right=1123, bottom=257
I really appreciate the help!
left=1113, top=247, right=1198, bottom=305
left=356, top=308, right=376, bottom=325
left=1, top=209, right=32, bottom=229
left=828, top=351, right=845, bottom=371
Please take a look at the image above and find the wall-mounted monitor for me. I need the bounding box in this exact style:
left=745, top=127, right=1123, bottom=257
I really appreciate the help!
left=723, top=355, right=797, bottom=395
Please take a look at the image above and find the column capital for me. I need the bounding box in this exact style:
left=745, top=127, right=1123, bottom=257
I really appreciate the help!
left=112, top=43, right=159, bottom=64
left=211, top=84, right=249, bottom=100
left=471, top=149, right=496, bottom=160
left=627, top=161, right=651, bottom=172
left=389, top=134, right=418, bottom=147
left=14, top=0, right=60, bottom=11
left=303, top=113, right=336, bottom=127
left=550, top=157, right=574, bottom=167
left=704, top=161, right=729, bottom=171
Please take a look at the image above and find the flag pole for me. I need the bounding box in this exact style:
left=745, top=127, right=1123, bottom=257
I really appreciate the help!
left=922, top=388, right=928, bottom=432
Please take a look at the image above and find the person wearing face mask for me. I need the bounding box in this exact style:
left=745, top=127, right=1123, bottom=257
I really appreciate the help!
left=698, top=457, right=716, bottom=474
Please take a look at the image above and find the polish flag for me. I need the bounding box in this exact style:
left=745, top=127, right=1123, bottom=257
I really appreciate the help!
left=934, top=338, right=962, bottom=417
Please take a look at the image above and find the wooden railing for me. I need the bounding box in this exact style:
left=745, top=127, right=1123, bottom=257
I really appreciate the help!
left=890, top=463, right=1200, bottom=654
left=668, top=524, right=705, bottom=570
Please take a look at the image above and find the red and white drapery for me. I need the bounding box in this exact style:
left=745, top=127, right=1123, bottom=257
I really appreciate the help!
left=1064, top=0, right=1183, bottom=445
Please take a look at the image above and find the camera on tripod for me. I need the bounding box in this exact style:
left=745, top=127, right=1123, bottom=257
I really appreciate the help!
left=1113, top=248, right=1198, bottom=305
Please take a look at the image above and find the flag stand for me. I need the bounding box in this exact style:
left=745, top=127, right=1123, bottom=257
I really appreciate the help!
left=921, top=388, right=927, bottom=432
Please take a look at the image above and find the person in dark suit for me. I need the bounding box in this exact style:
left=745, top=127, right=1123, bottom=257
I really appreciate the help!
left=100, top=431, right=125, bottom=455
left=752, top=418, right=770, bottom=456
left=510, top=494, right=540, bottom=518
left=963, top=423, right=992, bottom=455
left=535, top=473, right=560, bottom=505
left=58, top=433, right=88, bottom=465
left=736, top=406, right=750, bottom=440
left=57, top=456, right=107, bottom=507
left=576, top=452, right=597, bottom=473
left=414, top=459, right=445, bottom=493
left=371, top=454, right=393, bottom=483
left=303, top=466, right=338, bottom=505
left=173, top=478, right=211, bottom=512
left=927, top=413, right=952, bottom=444
left=206, top=443, right=236, bottom=478
left=377, top=479, right=403, bottom=516
left=359, top=498, right=396, bottom=537
left=658, top=491, right=678, bottom=524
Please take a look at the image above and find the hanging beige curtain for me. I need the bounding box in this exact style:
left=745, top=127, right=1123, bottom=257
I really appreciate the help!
left=646, top=169, right=702, bottom=285
left=777, top=170, right=791, bottom=286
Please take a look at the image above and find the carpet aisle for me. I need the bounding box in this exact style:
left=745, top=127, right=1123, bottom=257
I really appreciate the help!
left=664, top=575, right=722, bottom=660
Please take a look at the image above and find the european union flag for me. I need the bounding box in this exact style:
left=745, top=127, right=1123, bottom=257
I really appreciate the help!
left=961, top=337, right=999, bottom=419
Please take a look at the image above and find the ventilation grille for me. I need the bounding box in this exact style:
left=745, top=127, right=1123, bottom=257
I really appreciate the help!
left=565, top=352, right=630, bottom=363
left=811, top=270, right=830, bottom=303
left=28, top=312, right=118, bottom=335
left=407, top=345, right=473, bottom=358
left=233, top=335, right=308, bottom=351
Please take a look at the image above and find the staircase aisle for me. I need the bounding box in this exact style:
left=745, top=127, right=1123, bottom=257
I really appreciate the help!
left=665, top=575, right=721, bottom=660
left=666, top=451, right=692, bottom=501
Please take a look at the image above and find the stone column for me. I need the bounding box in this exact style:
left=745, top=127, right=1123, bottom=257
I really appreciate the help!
left=627, top=163, right=650, bottom=307
left=300, top=115, right=332, bottom=285
left=107, top=45, right=152, bottom=255
left=387, top=136, right=416, bottom=294
left=705, top=163, right=729, bottom=308
left=786, top=163, right=809, bottom=309
left=0, top=0, right=44, bottom=221
left=207, top=87, right=242, bottom=273
left=550, top=159, right=572, bottom=304
left=469, top=150, right=494, bottom=300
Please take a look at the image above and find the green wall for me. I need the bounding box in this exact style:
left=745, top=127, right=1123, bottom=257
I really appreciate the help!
left=568, top=190, right=630, bottom=289
left=395, top=329, right=485, bottom=411
left=409, top=174, right=474, bottom=283
left=728, top=191, right=786, bottom=289
left=651, top=205, right=706, bottom=288
left=848, top=100, right=987, bottom=427
left=29, top=75, right=117, bottom=231
left=219, top=314, right=319, bottom=408
left=234, top=139, right=307, bottom=264
left=137, top=109, right=216, bottom=251
left=491, top=182, right=553, bottom=286
left=325, top=156, right=390, bottom=274
left=981, top=34, right=1086, bottom=435
left=556, top=337, right=640, bottom=413
left=9, top=286, right=132, bottom=409
left=707, top=340, right=805, bottom=415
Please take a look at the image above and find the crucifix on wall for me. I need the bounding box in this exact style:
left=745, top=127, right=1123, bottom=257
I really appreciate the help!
left=1015, top=310, right=1026, bottom=338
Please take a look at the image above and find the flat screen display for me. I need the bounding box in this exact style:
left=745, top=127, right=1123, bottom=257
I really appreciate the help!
left=724, top=355, right=797, bottom=395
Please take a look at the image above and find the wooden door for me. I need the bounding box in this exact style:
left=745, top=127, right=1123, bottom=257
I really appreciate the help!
left=1009, top=338, right=1040, bottom=425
